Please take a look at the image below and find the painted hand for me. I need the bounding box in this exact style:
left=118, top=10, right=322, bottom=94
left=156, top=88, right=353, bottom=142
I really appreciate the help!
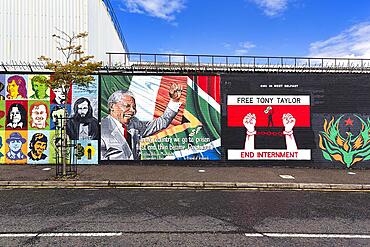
left=282, top=113, right=296, bottom=132
left=243, top=113, right=256, bottom=133
left=169, top=84, right=182, bottom=102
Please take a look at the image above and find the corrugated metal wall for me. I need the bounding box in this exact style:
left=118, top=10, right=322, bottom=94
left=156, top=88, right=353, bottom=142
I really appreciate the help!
left=0, top=0, right=126, bottom=64
left=87, top=0, right=126, bottom=63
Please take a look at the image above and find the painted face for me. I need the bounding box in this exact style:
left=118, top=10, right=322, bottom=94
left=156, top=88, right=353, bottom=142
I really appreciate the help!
left=32, top=81, right=48, bottom=98
left=77, top=101, right=89, bottom=118
left=31, top=105, right=47, bottom=128
left=10, top=106, right=21, bottom=124
left=7, top=80, right=19, bottom=98
left=53, top=87, right=66, bottom=102
left=9, top=140, right=22, bottom=152
left=51, top=108, right=65, bottom=128
left=112, top=95, right=137, bottom=125
left=33, top=141, right=47, bottom=156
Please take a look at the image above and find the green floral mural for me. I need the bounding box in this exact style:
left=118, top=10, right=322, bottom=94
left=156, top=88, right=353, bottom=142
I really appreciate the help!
left=319, top=115, right=370, bottom=167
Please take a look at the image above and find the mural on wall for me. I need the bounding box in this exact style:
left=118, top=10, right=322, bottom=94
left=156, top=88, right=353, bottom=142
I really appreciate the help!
left=66, top=75, right=99, bottom=164
left=6, top=75, right=28, bottom=99
left=100, top=75, right=221, bottom=161
left=27, top=131, right=50, bottom=164
left=28, top=75, right=50, bottom=100
left=319, top=114, right=370, bottom=168
left=5, top=131, right=28, bottom=164
left=0, top=74, right=5, bottom=99
left=29, top=101, right=50, bottom=130
left=223, top=73, right=370, bottom=168
left=227, top=95, right=311, bottom=160
left=6, top=100, right=27, bottom=130
left=0, top=74, right=99, bottom=165
left=0, top=131, right=5, bottom=163
left=0, top=101, right=5, bottom=128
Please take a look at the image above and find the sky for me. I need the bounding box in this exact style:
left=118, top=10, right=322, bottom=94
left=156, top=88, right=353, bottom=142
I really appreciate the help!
left=111, top=0, right=370, bottom=58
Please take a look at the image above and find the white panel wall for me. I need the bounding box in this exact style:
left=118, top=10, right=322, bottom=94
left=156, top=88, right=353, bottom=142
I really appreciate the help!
left=0, top=0, right=126, bottom=64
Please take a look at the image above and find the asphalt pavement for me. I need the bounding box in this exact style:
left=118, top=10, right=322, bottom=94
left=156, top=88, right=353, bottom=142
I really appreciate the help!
left=0, top=189, right=369, bottom=246
left=0, top=164, right=369, bottom=191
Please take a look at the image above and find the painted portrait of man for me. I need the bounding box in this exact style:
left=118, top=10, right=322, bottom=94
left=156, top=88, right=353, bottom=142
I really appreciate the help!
left=30, top=75, right=49, bottom=99
left=6, top=132, right=27, bottom=161
left=101, top=84, right=182, bottom=160
left=67, top=97, right=99, bottom=140
left=50, top=85, right=71, bottom=105
left=50, top=105, right=67, bottom=130
left=28, top=133, right=48, bottom=161
left=29, top=102, right=49, bottom=129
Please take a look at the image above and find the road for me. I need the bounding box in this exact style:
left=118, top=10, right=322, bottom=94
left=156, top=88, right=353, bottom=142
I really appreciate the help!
left=0, top=188, right=369, bottom=246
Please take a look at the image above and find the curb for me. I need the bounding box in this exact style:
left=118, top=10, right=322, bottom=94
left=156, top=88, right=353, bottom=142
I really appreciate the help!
left=0, top=180, right=369, bottom=191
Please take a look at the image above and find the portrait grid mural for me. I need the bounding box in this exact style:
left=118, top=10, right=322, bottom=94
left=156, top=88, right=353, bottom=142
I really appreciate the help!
left=0, top=74, right=99, bottom=165
left=100, top=75, right=221, bottom=161
left=223, top=73, right=370, bottom=168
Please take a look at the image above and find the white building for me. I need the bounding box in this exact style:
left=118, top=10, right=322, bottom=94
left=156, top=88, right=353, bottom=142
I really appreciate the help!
left=0, top=0, right=128, bottom=65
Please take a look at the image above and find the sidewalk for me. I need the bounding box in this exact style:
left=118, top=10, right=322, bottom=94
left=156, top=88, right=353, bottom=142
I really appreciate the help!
left=0, top=165, right=369, bottom=191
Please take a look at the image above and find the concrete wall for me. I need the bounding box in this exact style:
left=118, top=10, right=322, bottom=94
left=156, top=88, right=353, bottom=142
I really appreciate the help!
left=0, top=72, right=369, bottom=169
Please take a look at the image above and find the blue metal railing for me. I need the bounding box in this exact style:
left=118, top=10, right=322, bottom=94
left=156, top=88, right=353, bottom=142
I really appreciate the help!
left=102, top=0, right=129, bottom=53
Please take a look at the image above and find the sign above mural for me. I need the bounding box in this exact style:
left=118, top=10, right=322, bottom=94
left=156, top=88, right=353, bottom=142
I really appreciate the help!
left=100, top=75, right=221, bottom=161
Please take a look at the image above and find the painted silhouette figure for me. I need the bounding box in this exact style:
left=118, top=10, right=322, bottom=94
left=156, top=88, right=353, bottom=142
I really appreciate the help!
left=264, top=106, right=274, bottom=127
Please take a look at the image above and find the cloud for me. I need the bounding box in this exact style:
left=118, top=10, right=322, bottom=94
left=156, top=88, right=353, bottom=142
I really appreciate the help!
left=309, top=22, right=370, bottom=58
left=233, top=41, right=256, bottom=55
left=121, top=0, right=185, bottom=21
left=158, top=49, right=186, bottom=62
left=240, top=41, right=256, bottom=49
left=223, top=43, right=232, bottom=49
left=250, top=0, right=288, bottom=17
